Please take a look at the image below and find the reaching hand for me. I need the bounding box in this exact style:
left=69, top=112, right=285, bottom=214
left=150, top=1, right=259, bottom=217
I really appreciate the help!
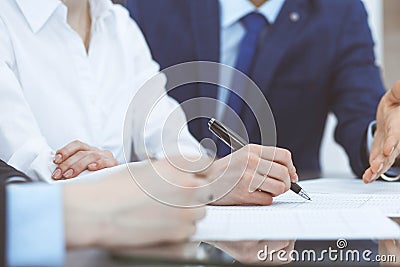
left=52, top=140, right=118, bottom=180
left=363, top=81, right=400, bottom=183
left=378, top=239, right=400, bottom=266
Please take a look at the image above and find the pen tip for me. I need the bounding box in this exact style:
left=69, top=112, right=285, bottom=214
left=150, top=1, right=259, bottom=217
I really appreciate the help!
left=298, top=190, right=311, bottom=201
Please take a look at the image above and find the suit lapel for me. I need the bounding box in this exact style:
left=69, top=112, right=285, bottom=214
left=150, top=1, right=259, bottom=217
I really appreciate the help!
left=252, top=0, right=312, bottom=93
left=190, top=0, right=221, bottom=137
left=190, top=0, right=220, bottom=63
left=241, top=0, right=312, bottom=138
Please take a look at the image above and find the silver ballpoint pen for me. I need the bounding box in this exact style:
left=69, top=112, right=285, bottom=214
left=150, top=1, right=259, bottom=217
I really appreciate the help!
left=208, top=118, right=311, bottom=201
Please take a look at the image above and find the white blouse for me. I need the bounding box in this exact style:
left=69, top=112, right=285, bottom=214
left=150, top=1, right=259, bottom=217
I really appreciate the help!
left=0, top=0, right=200, bottom=181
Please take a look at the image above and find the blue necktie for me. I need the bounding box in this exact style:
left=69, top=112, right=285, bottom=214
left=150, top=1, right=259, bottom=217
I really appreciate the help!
left=217, top=12, right=268, bottom=157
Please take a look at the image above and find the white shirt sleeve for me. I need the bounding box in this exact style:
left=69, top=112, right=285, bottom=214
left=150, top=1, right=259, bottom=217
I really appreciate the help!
left=366, top=120, right=375, bottom=155
left=120, top=10, right=202, bottom=160
left=0, top=18, right=56, bottom=182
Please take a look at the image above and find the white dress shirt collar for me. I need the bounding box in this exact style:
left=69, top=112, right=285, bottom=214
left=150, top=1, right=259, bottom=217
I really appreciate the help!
left=89, top=0, right=114, bottom=20
left=15, top=0, right=114, bottom=33
left=219, top=0, right=286, bottom=28
left=15, top=0, right=62, bottom=33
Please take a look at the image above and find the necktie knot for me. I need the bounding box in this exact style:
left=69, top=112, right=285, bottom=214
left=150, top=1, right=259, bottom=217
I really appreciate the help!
left=241, top=12, right=268, bottom=34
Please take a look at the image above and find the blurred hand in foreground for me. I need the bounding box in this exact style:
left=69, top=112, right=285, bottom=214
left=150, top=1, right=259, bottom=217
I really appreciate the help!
left=63, top=160, right=208, bottom=249
left=210, top=240, right=296, bottom=265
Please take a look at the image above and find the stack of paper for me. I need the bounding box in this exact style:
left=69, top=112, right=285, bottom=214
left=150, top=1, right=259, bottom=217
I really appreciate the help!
left=272, top=192, right=400, bottom=217
left=193, top=178, right=400, bottom=241
left=271, top=178, right=400, bottom=217
left=301, top=177, right=400, bottom=195
left=193, top=207, right=400, bottom=241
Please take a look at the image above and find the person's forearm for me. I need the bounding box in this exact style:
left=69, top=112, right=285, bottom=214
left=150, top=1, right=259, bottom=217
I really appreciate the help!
left=0, top=19, right=57, bottom=182
left=62, top=161, right=207, bottom=249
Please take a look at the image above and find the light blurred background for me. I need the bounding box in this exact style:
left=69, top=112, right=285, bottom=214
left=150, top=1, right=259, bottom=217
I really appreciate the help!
left=321, top=0, right=400, bottom=177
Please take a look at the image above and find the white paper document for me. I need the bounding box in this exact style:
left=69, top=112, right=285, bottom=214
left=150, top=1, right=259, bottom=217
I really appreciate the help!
left=271, top=178, right=400, bottom=217
left=272, top=192, right=400, bottom=217
left=300, top=177, right=400, bottom=195
left=193, top=207, right=400, bottom=241
left=193, top=178, right=400, bottom=241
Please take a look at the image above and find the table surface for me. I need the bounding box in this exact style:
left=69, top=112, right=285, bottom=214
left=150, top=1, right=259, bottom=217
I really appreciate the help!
left=66, top=218, right=400, bottom=267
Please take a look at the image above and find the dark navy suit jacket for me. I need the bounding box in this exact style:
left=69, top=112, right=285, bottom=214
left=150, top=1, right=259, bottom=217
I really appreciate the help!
left=127, top=0, right=385, bottom=178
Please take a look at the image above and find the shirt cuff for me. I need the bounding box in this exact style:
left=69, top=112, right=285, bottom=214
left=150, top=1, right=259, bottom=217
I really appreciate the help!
left=366, top=121, right=400, bottom=181
left=7, top=137, right=56, bottom=182
left=6, top=183, right=65, bottom=266
left=366, top=120, right=376, bottom=156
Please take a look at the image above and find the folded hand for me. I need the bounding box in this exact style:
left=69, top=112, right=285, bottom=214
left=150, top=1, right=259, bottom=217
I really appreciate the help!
left=52, top=140, right=118, bottom=180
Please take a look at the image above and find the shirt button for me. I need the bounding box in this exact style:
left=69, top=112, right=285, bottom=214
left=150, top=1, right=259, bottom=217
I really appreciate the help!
left=290, top=12, right=300, bottom=22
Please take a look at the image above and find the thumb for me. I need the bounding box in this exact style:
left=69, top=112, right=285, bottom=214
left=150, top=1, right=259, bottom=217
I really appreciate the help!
left=387, top=81, right=400, bottom=104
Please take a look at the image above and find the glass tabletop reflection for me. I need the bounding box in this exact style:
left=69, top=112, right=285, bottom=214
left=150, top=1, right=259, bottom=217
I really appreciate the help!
left=66, top=218, right=400, bottom=267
